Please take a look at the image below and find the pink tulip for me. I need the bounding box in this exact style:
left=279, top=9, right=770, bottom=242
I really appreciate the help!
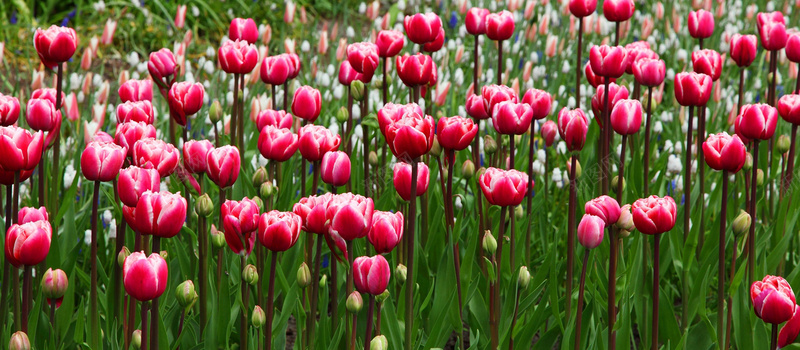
left=18, top=206, right=48, bottom=224
left=633, top=58, right=666, bottom=87
left=26, top=98, right=60, bottom=132
left=751, top=275, right=796, bottom=324
left=492, top=101, right=534, bottom=135
left=325, top=193, right=374, bottom=242
left=479, top=167, right=528, bottom=207
left=736, top=104, right=778, bottom=141
left=148, top=48, right=177, bottom=86
left=101, top=19, right=117, bottom=45
left=692, top=49, right=722, bottom=81
left=541, top=120, right=558, bottom=147
left=602, top=0, right=635, bottom=22
left=485, top=10, right=515, bottom=41
left=378, top=103, right=423, bottom=134
left=353, top=255, right=391, bottom=295
left=404, top=13, right=442, bottom=45
left=132, top=138, right=179, bottom=177
left=119, top=79, right=153, bottom=103
left=610, top=99, right=642, bottom=135
left=33, top=25, right=78, bottom=68
left=787, top=32, right=800, bottom=63
left=258, top=210, right=302, bottom=252
left=182, top=139, right=214, bottom=174
left=260, top=54, right=294, bottom=86
left=730, top=34, right=758, bottom=68
left=688, top=9, right=714, bottom=39
left=422, top=28, right=445, bottom=52
left=80, top=47, right=92, bottom=71
left=298, top=124, right=341, bottom=161
left=117, top=101, right=154, bottom=124
left=41, top=268, right=68, bottom=306
left=466, top=95, right=490, bottom=120
left=293, top=193, right=334, bottom=234
left=674, top=72, right=713, bottom=107
left=291, top=86, right=321, bottom=122
left=392, top=162, right=430, bottom=201
left=396, top=53, right=435, bottom=87
left=338, top=60, right=360, bottom=86
left=631, top=195, right=677, bottom=235
left=367, top=211, right=403, bottom=254
left=320, top=151, right=351, bottom=187
left=115, top=122, right=156, bottom=157
left=0, top=94, right=20, bottom=126
left=80, top=141, right=126, bottom=182
left=222, top=198, right=260, bottom=255
left=376, top=30, right=405, bottom=58
left=118, top=166, right=160, bottom=207
left=779, top=94, right=800, bottom=125
left=437, top=116, right=478, bottom=151
left=466, top=8, right=490, bottom=35
left=624, top=43, right=658, bottom=75
left=779, top=306, right=800, bottom=348
left=174, top=4, right=186, bottom=28
left=592, top=83, right=629, bottom=126
left=207, top=145, right=241, bottom=188
left=0, top=126, right=45, bottom=171
left=584, top=195, right=621, bottom=227
left=589, top=45, right=628, bottom=78
left=124, top=190, right=187, bottom=238
left=482, top=84, right=518, bottom=113
left=521, top=89, right=552, bottom=120
left=5, top=220, right=51, bottom=267
left=218, top=40, right=259, bottom=75
left=0, top=169, right=32, bottom=186
left=757, top=12, right=787, bottom=51
left=229, top=18, right=258, bottom=45
left=703, top=132, right=746, bottom=173
left=577, top=214, right=605, bottom=249
left=256, top=109, right=294, bottom=131
left=347, top=42, right=380, bottom=76
left=584, top=62, right=616, bottom=88
left=569, top=0, right=597, bottom=18
left=123, top=252, right=168, bottom=302
left=258, top=126, right=299, bottom=162
left=557, top=107, right=589, bottom=152
left=167, top=82, right=204, bottom=126
left=383, top=109, right=435, bottom=160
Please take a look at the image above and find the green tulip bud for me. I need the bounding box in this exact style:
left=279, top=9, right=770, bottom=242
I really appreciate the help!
left=395, top=264, right=407, bottom=285
left=118, top=246, right=131, bottom=268
left=441, top=165, right=449, bottom=179
left=615, top=205, right=635, bottom=232
left=251, top=196, right=264, bottom=212
left=131, top=329, right=142, bottom=349
left=297, top=262, right=311, bottom=288
left=370, top=335, right=389, bottom=350
left=196, top=194, right=214, bottom=217
left=253, top=167, right=269, bottom=188
left=461, top=160, right=475, bottom=179
left=756, top=169, right=764, bottom=186
left=429, top=138, right=442, bottom=157
left=612, top=176, right=626, bottom=193
left=251, top=305, right=266, bottom=328
left=732, top=210, right=751, bottom=238
left=159, top=250, right=168, bottom=260
left=777, top=135, right=791, bottom=154
left=211, top=226, right=226, bottom=249
left=41, top=268, right=68, bottom=300
left=743, top=152, right=753, bottom=171
left=369, top=151, right=379, bottom=166
left=376, top=290, right=390, bottom=304
left=260, top=181, right=274, bottom=199
left=517, top=266, right=531, bottom=290
left=346, top=291, right=363, bottom=313
left=319, top=274, right=328, bottom=288
left=209, top=100, right=222, bottom=123
left=484, top=135, right=497, bottom=155
left=483, top=231, right=497, bottom=256
left=351, top=80, right=365, bottom=101
left=568, top=157, right=582, bottom=178
left=175, top=280, right=198, bottom=310
left=9, top=332, right=30, bottom=350
left=337, top=106, right=349, bottom=123
left=618, top=229, right=632, bottom=238
left=514, top=205, right=524, bottom=220
left=243, top=264, right=259, bottom=286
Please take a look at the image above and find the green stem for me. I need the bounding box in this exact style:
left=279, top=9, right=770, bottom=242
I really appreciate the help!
left=90, top=180, right=101, bottom=349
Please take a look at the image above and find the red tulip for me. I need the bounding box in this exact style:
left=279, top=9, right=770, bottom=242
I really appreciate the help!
left=674, top=72, right=712, bottom=107
left=521, top=89, right=552, bottom=120
left=492, top=101, right=534, bottom=135
left=404, top=13, right=442, bottom=45
left=584, top=195, right=622, bottom=227
left=482, top=84, right=518, bottom=113
left=610, top=99, right=642, bottom=135
left=148, top=48, right=177, bottom=85
left=392, top=162, right=430, bottom=201
left=30, top=88, right=64, bottom=107
left=569, top=0, right=597, bottom=18
left=730, top=34, right=758, bottom=68
left=325, top=193, right=374, bottom=241
left=591, top=83, right=629, bottom=125
left=286, top=53, right=302, bottom=79
left=117, top=101, right=155, bottom=124
left=465, top=95, right=490, bottom=120
left=258, top=126, right=299, bottom=162
left=347, top=42, right=380, bottom=76
left=291, top=86, right=321, bottom=122
left=18, top=206, right=48, bottom=224
left=33, top=25, right=78, bottom=68
left=320, top=151, right=351, bottom=187
left=118, top=166, right=161, bottom=207
left=0, top=94, right=20, bottom=126
left=26, top=98, right=60, bottom=132
left=119, top=79, right=153, bottom=103
left=293, top=193, right=334, bottom=235
left=168, top=82, right=205, bottom=126
left=779, top=94, right=800, bottom=125
left=376, top=30, right=405, bottom=58
left=260, top=54, right=294, bottom=86
left=124, top=190, right=187, bottom=238
left=0, top=126, right=45, bottom=171
left=258, top=210, right=302, bottom=252
left=383, top=109, right=435, bottom=160
left=298, top=124, right=341, bottom=162
left=485, top=10, right=515, bottom=41
left=736, top=104, right=778, bottom=141
left=577, top=214, right=605, bottom=249
left=632, top=57, right=666, bottom=87
left=466, top=8, right=490, bottom=35
left=437, top=116, right=478, bottom=151
left=631, top=195, right=677, bottom=235
left=338, top=60, right=359, bottom=86
left=624, top=44, right=658, bottom=75
left=422, top=28, right=445, bottom=52
left=396, top=53, right=435, bottom=87
left=703, top=132, right=746, bottom=173
left=584, top=62, right=616, bottom=88
left=81, top=141, right=126, bottom=182
left=540, top=120, right=557, bottom=147
left=115, top=121, right=156, bottom=157
left=123, top=252, right=168, bottom=302
left=256, top=109, right=293, bottom=131
left=757, top=12, right=787, bottom=51
left=133, top=138, right=180, bottom=178
left=229, top=18, right=258, bottom=45
left=182, top=139, right=214, bottom=174
left=751, top=275, right=796, bottom=324
left=367, top=211, right=403, bottom=254
left=222, top=198, right=260, bottom=255
left=692, top=49, right=722, bottom=81
left=207, top=145, right=241, bottom=188
left=589, top=45, right=628, bottom=78
left=5, top=220, right=51, bottom=267
left=353, top=255, right=391, bottom=295
left=557, top=107, right=589, bottom=152
left=779, top=306, right=800, bottom=348
left=218, top=40, right=259, bottom=75
left=787, top=32, right=800, bottom=63
left=688, top=9, right=714, bottom=39
left=479, top=167, right=528, bottom=207
left=377, top=103, right=423, bottom=134
left=602, top=0, right=635, bottom=22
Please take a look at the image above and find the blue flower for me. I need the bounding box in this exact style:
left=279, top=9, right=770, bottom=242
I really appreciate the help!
left=10, top=11, right=17, bottom=24
left=449, top=11, right=458, bottom=29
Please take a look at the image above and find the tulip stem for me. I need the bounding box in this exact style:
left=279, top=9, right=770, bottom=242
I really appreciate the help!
left=265, top=251, right=277, bottom=350
left=49, top=297, right=56, bottom=332
left=575, top=17, right=583, bottom=109
left=682, top=105, right=694, bottom=331
left=747, top=141, right=759, bottom=286
left=232, top=74, right=240, bottom=147
left=574, top=249, right=590, bottom=350
left=141, top=301, right=150, bottom=350
left=608, top=135, right=627, bottom=350
left=474, top=34, right=480, bottom=94
left=718, top=170, right=729, bottom=347
left=362, top=86, right=371, bottom=198
left=602, top=79, right=611, bottom=195
left=115, top=180, right=126, bottom=325
left=490, top=206, right=507, bottom=350
left=90, top=180, right=101, bottom=349
left=497, top=40, right=503, bottom=85
left=307, top=234, right=324, bottom=349
left=697, top=102, right=707, bottom=256
left=566, top=154, right=578, bottom=324
left=508, top=136, right=517, bottom=270
left=724, top=235, right=738, bottom=350
left=652, top=233, right=661, bottom=350
left=198, top=178, right=208, bottom=334
left=445, top=150, right=465, bottom=349
left=346, top=241, right=355, bottom=350
left=283, top=82, right=289, bottom=113
left=0, top=184, right=12, bottom=333
left=404, top=158, right=419, bottom=350
left=526, top=129, right=536, bottom=265
left=150, top=237, right=162, bottom=350
left=383, top=56, right=388, bottom=106
left=771, top=323, right=778, bottom=350
left=331, top=248, right=339, bottom=336
left=21, top=265, right=30, bottom=332
left=509, top=276, right=522, bottom=350
left=241, top=255, right=250, bottom=350
left=239, top=74, right=245, bottom=150
left=643, top=86, right=653, bottom=195
left=364, top=295, right=375, bottom=350
left=349, top=305, right=358, bottom=350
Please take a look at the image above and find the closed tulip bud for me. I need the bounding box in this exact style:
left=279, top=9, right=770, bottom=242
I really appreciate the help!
left=757, top=169, right=764, bottom=186
left=777, top=135, right=791, bottom=154
left=211, top=226, right=227, bottom=249
left=337, top=107, right=349, bottom=123
left=462, top=160, right=475, bottom=179
left=517, top=266, right=531, bottom=289
left=252, top=305, right=266, bottom=328
left=242, top=264, right=259, bottom=285
left=757, top=12, right=787, bottom=52
left=578, top=214, right=606, bottom=249
left=616, top=204, right=635, bottom=232
left=479, top=168, right=529, bottom=207
left=346, top=291, right=364, bottom=313
left=376, top=290, right=390, bottom=303
left=730, top=34, right=758, bottom=68
left=514, top=205, right=524, bottom=219
left=744, top=153, right=754, bottom=171
left=485, top=10, right=515, bottom=41
left=730, top=210, right=752, bottom=238
left=175, top=280, right=198, bottom=309
left=118, top=246, right=131, bottom=267
left=688, top=9, right=714, bottom=40
left=351, top=80, right=365, bottom=101
left=395, top=264, right=407, bottom=284
left=209, top=100, right=222, bottom=123
left=370, top=335, right=389, bottom=350
left=483, top=231, right=498, bottom=255
left=603, top=0, right=635, bottom=22
left=429, top=138, right=443, bottom=157
left=612, top=176, right=625, bottom=193
left=297, top=262, right=311, bottom=288
left=41, top=268, right=68, bottom=300
left=484, top=135, right=497, bottom=154
left=319, top=274, right=328, bottom=288
left=132, top=330, right=142, bottom=349
left=369, top=151, right=378, bottom=166
left=123, top=252, right=168, bottom=302
left=253, top=167, right=268, bottom=188
left=260, top=182, right=274, bottom=198
left=194, top=194, right=213, bottom=217
left=9, top=331, right=31, bottom=350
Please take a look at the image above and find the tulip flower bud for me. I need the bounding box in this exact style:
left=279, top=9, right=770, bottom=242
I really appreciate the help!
left=251, top=196, right=265, bottom=212
left=462, top=160, right=475, bottom=179
left=615, top=205, right=635, bottom=232
left=346, top=291, right=364, bottom=313
left=196, top=194, right=214, bottom=217
left=484, top=257, right=497, bottom=283
left=743, top=153, right=753, bottom=171
left=209, top=100, right=222, bottom=123
left=514, top=205, right=524, bottom=220
left=376, top=289, right=390, bottom=303
left=483, top=231, right=498, bottom=255
left=336, top=106, right=349, bottom=123
left=429, top=138, right=442, bottom=157
left=441, top=166, right=449, bottom=180
left=351, top=80, right=365, bottom=101
left=253, top=167, right=268, bottom=188
left=175, top=280, right=198, bottom=310
left=297, top=262, right=312, bottom=288
left=517, top=266, right=531, bottom=289
left=756, top=169, right=764, bottom=186
left=41, top=268, right=68, bottom=300
left=611, top=176, right=626, bottom=193
left=211, top=227, right=227, bottom=249
left=777, top=135, right=791, bottom=154
left=370, top=335, right=389, bottom=350
left=131, top=329, right=142, bottom=349
left=260, top=181, right=275, bottom=198
left=732, top=210, right=751, bottom=237
left=618, top=229, right=632, bottom=238
left=369, top=151, right=379, bottom=166
left=568, top=157, right=582, bottom=178
left=252, top=305, right=266, bottom=328
left=160, top=250, right=168, bottom=260
left=395, top=264, right=407, bottom=285
left=118, top=246, right=131, bottom=267
left=9, top=331, right=30, bottom=350
left=243, top=264, right=259, bottom=286
left=484, top=135, right=497, bottom=154
left=319, top=274, right=328, bottom=288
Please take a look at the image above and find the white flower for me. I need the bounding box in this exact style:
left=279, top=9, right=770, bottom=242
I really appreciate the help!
left=64, top=163, right=77, bottom=187
left=301, top=40, right=311, bottom=52
left=84, top=229, right=92, bottom=245
left=667, top=154, right=683, bottom=174
left=108, top=219, right=117, bottom=239
left=532, top=160, right=545, bottom=176
left=653, top=121, right=663, bottom=134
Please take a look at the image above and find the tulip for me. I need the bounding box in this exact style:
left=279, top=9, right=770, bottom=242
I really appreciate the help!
left=293, top=193, right=333, bottom=234
left=584, top=62, right=616, bottom=88
left=479, top=167, right=528, bottom=207
left=367, top=211, right=403, bottom=254
left=584, top=195, right=622, bottom=227
left=218, top=40, right=259, bottom=75
left=541, top=120, right=557, bottom=147
left=123, top=251, right=168, bottom=301
left=114, top=122, right=156, bottom=158
left=34, top=25, right=78, bottom=68
left=174, top=4, right=186, bottom=28
left=437, top=116, right=478, bottom=151
left=392, top=162, right=430, bottom=201
left=736, top=104, right=778, bottom=141
left=260, top=54, right=294, bottom=86
left=730, top=34, right=758, bottom=68
left=338, top=61, right=360, bottom=86
left=692, top=49, right=723, bottom=81
left=631, top=195, right=677, bottom=235
left=377, top=103, right=421, bottom=134
left=5, top=220, right=51, bottom=267
left=41, top=268, right=68, bottom=303
left=18, top=206, right=48, bottom=224
left=8, top=332, right=30, bottom=350
left=491, top=101, right=533, bottom=135
left=482, top=84, right=518, bottom=112
left=780, top=306, right=800, bottom=348
left=787, top=33, right=800, bottom=63
left=485, top=10, right=515, bottom=41
left=569, top=0, right=597, bottom=18
left=577, top=214, right=605, bottom=249
left=257, top=210, right=301, bottom=252
left=591, top=83, right=629, bottom=125
left=0, top=126, right=45, bottom=171
left=422, top=28, right=445, bottom=52
left=124, top=190, right=187, bottom=238
left=688, top=9, right=714, bottom=40
left=207, top=145, right=241, bottom=188
left=325, top=193, right=374, bottom=242
left=320, top=151, right=351, bottom=187
left=757, top=12, right=787, bottom=51
left=353, top=255, right=391, bottom=295
left=465, top=95, right=490, bottom=120
left=221, top=198, right=260, bottom=255
left=168, top=82, right=204, bottom=126
left=291, top=86, right=321, bottom=122
left=633, top=58, right=666, bottom=87
left=780, top=94, right=800, bottom=125
left=376, top=30, right=404, bottom=58
left=623, top=43, right=657, bottom=75
left=347, top=42, right=380, bottom=76
left=258, top=126, right=299, bottom=162
left=589, top=45, right=628, bottom=78
left=229, top=18, right=258, bottom=45
left=395, top=53, right=435, bottom=88
left=256, top=110, right=294, bottom=131
left=81, top=141, right=126, bottom=182
left=751, top=275, right=797, bottom=325
left=0, top=93, right=20, bottom=126
left=466, top=8, right=490, bottom=35
left=183, top=139, right=214, bottom=174
left=148, top=48, right=177, bottom=86
left=602, top=0, right=635, bottom=22
left=298, top=124, right=341, bottom=161
left=133, top=138, right=180, bottom=177
left=404, top=13, right=442, bottom=45
left=674, top=72, right=712, bottom=107
left=609, top=99, right=642, bottom=135
left=117, top=101, right=155, bottom=124
left=118, top=166, right=161, bottom=207
left=521, top=89, right=552, bottom=120
left=703, top=133, right=746, bottom=173
left=383, top=110, right=435, bottom=160
left=557, top=107, right=589, bottom=152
